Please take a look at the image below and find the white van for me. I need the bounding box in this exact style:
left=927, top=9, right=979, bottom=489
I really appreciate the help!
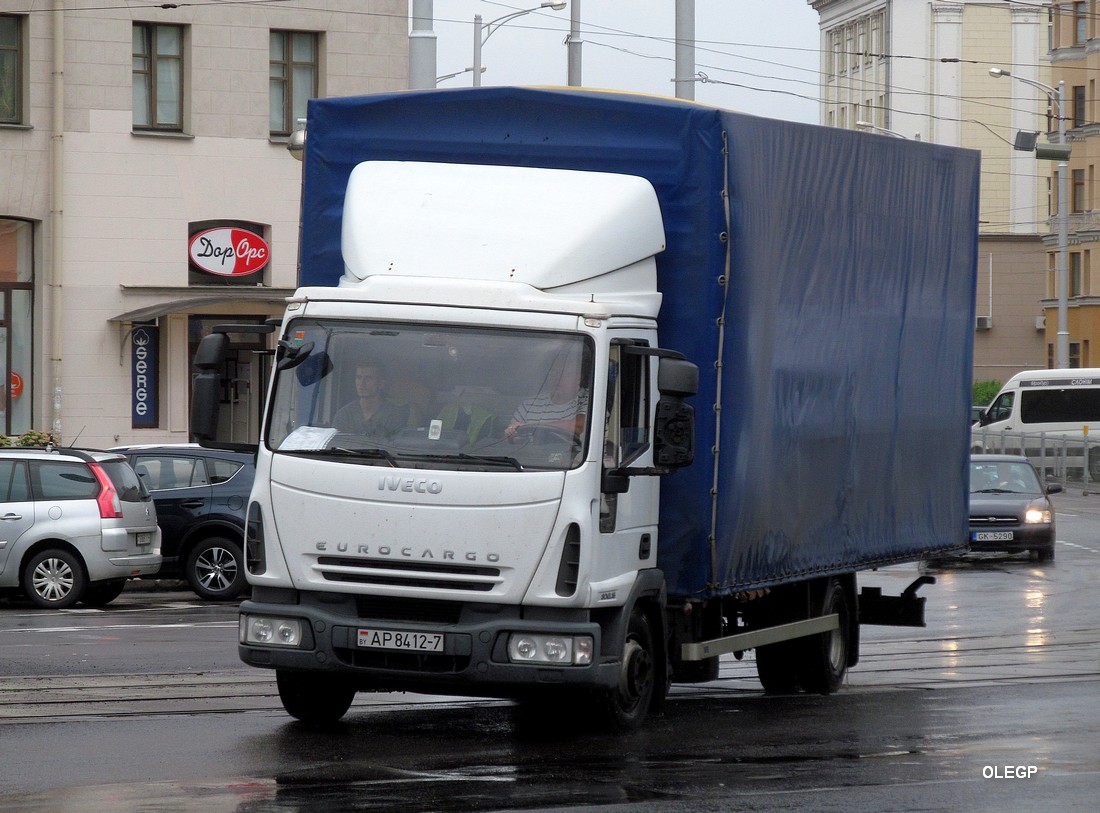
left=973, top=368, right=1100, bottom=477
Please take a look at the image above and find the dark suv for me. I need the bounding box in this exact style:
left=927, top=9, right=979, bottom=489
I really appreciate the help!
left=0, top=447, right=162, bottom=608
left=112, top=444, right=254, bottom=600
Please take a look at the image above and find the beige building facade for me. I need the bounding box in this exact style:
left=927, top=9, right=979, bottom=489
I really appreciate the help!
left=810, top=0, right=1053, bottom=387
left=1048, top=1, right=1100, bottom=368
left=0, top=1, right=407, bottom=448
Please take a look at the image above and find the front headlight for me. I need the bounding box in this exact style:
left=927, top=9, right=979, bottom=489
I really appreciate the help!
left=240, top=614, right=304, bottom=647
left=1025, top=504, right=1052, bottom=524
left=507, top=633, right=593, bottom=665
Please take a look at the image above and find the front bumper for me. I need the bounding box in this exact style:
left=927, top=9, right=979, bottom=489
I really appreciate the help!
left=238, top=590, right=625, bottom=697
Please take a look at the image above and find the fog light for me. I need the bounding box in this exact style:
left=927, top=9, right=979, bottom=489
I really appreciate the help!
left=543, top=638, right=569, bottom=661
left=241, top=614, right=303, bottom=647
left=513, top=636, right=538, bottom=660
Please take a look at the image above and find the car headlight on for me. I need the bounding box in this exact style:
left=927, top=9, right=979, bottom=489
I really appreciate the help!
left=1025, top=504, right=1052, bottom=524
left=507, top=633, right=594, bottom=665
left=240, top=614, right=304, bottom=647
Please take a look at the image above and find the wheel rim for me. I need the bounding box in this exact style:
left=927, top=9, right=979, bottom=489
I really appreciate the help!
left=826, top=626, right=846, bottom=673
left=32, top=558, right=75, bottom=602
left=196, top=546, right=239, bottom=593
left=618, top=637, right=653, bottom=712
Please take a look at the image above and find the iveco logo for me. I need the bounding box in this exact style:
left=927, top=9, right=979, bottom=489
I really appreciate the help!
left=378, top=475, right=443, bottom=494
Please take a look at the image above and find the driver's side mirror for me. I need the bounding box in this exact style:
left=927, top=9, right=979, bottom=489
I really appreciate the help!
left=654, top=357, right=697, bottom=469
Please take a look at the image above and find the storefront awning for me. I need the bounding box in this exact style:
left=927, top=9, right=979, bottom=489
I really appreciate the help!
left=110, top=285, right=297, bottom=322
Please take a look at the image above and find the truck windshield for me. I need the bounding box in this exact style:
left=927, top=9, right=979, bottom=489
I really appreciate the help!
left=267, top=320, right=594, bottom=472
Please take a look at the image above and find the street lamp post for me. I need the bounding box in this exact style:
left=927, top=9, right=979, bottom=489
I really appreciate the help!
left=855, top=120, right=921, bottom=141
left=990, top=67, right=1070, bottom=369
left=472, top=1, right=566, bottom=87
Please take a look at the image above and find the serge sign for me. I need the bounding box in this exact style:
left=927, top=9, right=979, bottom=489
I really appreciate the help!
left=131, top=323, right=158, bottom=429
left=188, top=227, right=269, bottom=277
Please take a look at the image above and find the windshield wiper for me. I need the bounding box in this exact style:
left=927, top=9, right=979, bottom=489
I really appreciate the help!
left=452, top=452, right=524, bottom=471
left=288, top=446, right=399, bottom=467
left=387, top=451, right=524, bottom=471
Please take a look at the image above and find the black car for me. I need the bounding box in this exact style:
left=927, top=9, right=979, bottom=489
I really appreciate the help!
left=112, top=444, right=254, bottom=599
left=969, top=454, right=1061, bottom=561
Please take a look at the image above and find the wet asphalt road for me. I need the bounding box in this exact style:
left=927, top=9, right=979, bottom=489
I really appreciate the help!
left=1, top=489, right=1098, bottom=812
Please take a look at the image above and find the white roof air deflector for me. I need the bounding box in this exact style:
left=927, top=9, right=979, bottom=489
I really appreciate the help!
left=340, top=161, right=666, bottom=293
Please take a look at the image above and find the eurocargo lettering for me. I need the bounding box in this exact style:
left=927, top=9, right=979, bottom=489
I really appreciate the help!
left=191, top=88, right=980, bottom=731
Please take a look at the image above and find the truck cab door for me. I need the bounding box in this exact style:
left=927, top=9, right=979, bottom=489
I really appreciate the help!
left=599, top=339, right=660, bottom=563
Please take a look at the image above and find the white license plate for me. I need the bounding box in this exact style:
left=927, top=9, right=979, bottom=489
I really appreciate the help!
left=357, top=628, right=444, bottom=652
left=136, top=532, right=153, bottom=546
left=973, top=531, right=1014, bottom=542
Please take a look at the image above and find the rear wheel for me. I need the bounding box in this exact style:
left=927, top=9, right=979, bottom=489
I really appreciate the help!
left=794, top=578, right=851, bottom=695
left=755, top=641, right=800, bottom=694
left=1032, top=545, right=1055, bottom=562
left=276, top=671, right=357, bottom=726
left=185, top=536, right=246, bottom=600
left=23, top=549, right=87, bottom=609
left=82, top=579, right=128, bottom=607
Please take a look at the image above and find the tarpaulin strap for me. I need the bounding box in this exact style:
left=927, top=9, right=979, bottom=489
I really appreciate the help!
left=708, top=130, right=732, bottom=587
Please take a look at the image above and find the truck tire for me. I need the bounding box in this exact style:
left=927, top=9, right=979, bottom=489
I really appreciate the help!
left=794, top=578, right=851, bottom=695
left=755, top=642, right=800, bottom=694
left=23, top=548, right=87, bottom=609
left=81, top=579, right=128, bottom=607
left=276, top=670, right=357, bottom=725
left=185, top=536, right=247, bottom=601
left=596, top=608, right=660, bottom=732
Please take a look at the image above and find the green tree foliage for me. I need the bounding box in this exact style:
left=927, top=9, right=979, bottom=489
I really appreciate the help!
left=972, top=380, right=1001, bottom=406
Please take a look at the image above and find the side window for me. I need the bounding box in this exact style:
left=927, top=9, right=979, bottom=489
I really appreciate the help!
left=270, top=30, right=318, bottom=137
left=0, top=459, right=29, bottom=501
left=988, top=391, right=1014, bottom=422
left=134, top=455, right=207, bottom=489
left=1, top=14, right=24, bottom=125
left=133, top=23, right=184, bottom=131
left=605, top=343, right=650, bottom=467
left=33, top=462, right=99, bottom=500
left=208, top=458, right=243, bottom=484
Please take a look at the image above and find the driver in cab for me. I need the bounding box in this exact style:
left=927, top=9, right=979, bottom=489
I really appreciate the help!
left=505, top=352, right=589, bottom=442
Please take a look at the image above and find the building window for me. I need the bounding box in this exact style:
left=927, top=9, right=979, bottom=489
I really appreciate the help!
left=1073, top=168, right=1087, bottom=212
left=1073, top=85, right=1086, bottom=127
left=1070, top=341, right=1082, bottom=368
left=270, top=30, right=318, bottom=138
left=1071, top=251, right=1083, bottom=295
left=1075, top=2, right=1088, bottom=44
left=133, top=23, right=183, bottom=131
left=0, top=14, right=23, bottom=124
left=0, top=219, right=35, bottom=436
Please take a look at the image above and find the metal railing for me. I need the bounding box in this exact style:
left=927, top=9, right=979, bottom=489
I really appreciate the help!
left=970, top=428, right=1100, bottom=493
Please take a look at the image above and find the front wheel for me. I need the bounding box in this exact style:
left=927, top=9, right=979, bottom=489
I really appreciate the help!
left=595, top=608, right=662, bottom=732
left=23, top=549, right=87, bottom=609
left=185, top=536, right=246, bottom=600
left=276, top=671, right=357, bottom=726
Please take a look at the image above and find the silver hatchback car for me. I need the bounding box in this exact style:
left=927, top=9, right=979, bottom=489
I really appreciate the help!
left=0, top=447, right=162, bottom=608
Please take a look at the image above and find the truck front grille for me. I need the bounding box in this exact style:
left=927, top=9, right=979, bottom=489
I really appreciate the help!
left=316, top=556, right=501, bottom=592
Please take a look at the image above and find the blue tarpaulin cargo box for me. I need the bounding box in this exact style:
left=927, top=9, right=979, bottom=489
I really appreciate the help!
left=299, top=87, right=979, bottom=598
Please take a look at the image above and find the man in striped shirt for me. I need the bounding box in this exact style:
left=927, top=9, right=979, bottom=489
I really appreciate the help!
left=505, top=351, right=590, bottom=442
